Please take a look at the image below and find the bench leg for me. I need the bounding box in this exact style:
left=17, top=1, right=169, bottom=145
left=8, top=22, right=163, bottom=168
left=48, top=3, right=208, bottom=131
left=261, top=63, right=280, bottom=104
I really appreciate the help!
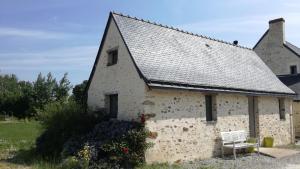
left=222, top=146, right=224, bottom=158
left=233, top=148, right=236, bottom=160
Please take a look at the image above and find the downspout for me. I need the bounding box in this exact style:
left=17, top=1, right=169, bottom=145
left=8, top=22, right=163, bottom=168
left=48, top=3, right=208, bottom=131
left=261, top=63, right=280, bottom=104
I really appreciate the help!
left=290, top=99, right=295, bottom=144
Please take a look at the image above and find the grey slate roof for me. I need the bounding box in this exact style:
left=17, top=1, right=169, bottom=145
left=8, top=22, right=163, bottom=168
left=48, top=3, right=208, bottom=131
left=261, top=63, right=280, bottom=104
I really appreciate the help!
left=103, top=13, right=295, bottom=95
left=278, top=74, right=300, bottom=100
left=285, top=41, right=300, bottom=56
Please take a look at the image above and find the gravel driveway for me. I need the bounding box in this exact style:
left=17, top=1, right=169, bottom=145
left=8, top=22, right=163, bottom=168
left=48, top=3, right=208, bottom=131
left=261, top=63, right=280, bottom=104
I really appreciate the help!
left=182, top=153, right=300, bottom=169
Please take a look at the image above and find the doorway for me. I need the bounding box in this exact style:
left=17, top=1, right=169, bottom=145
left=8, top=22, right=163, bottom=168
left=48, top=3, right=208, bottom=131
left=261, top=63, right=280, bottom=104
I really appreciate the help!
left=248, top=96, right=258, bottom=138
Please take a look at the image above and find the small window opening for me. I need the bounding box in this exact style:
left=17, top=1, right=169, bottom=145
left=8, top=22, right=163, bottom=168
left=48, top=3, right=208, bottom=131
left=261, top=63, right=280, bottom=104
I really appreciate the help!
left=290, top=65, right=297, bottom=74
left=279, top=98, right=285, bottom=120
left=107, top=49, right=118, bottom=66
left=205, top=95, right=217, bottom=121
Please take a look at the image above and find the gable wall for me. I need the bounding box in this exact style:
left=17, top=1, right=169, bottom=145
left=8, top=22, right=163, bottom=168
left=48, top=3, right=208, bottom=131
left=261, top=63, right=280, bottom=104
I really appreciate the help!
left=254, top=33, right=300, bottom=75
left=87, top=19, right=146, bottom=120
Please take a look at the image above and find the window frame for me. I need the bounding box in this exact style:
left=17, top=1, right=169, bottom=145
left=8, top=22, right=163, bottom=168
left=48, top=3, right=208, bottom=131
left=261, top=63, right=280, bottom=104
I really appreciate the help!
left=290, top=65, right=297, bottom=74
left=107, top=49, right=118, bottom=66
left=278, top=98, right=285, bottom=120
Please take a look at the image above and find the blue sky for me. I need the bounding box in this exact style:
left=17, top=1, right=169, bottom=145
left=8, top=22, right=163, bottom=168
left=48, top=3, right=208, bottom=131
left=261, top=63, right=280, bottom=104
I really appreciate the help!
left=1, top=0, right=300, bottom=85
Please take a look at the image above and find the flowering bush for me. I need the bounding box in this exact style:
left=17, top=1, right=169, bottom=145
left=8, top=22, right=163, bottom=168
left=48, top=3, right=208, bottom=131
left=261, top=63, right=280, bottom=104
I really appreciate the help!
left=62, top=120, right=152, bottom=168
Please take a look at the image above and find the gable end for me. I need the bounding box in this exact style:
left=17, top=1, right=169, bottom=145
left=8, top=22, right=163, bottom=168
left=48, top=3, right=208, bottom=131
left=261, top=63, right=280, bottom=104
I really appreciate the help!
left=85, top=12, right=148, bottom=95
left=253, top=29, right=269, bottom=49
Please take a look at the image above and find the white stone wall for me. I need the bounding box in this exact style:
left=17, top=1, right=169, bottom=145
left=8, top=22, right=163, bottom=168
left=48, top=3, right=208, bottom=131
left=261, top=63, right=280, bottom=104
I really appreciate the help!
left=143, top=89, right=293, bottom=163
left=144, top=89, right=249, bottom=163
left=87, top=19, right=146, bottom=120
left=258, top=96, right=293, bottom=145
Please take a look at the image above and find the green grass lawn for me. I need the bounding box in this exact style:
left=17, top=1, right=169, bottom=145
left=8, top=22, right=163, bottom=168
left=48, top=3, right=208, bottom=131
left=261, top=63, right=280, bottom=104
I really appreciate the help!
left=0, top=120, right=41, bottom=151
left=0, top=120, right=60, bottom=169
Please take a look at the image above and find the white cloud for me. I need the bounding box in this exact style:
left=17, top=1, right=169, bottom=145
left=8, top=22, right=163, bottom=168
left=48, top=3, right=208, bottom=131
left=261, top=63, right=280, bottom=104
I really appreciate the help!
left=0, top=46, right=98, bottom=71
left=177, top=12, right=300, bottom=47
left=0, top=27, right=71, bottom=39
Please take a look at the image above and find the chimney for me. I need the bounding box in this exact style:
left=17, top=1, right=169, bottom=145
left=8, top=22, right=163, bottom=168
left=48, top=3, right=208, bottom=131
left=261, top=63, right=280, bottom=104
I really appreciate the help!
left=233, top=40, right=238, bottom=45
left=268, top=18, right=285, bottom=44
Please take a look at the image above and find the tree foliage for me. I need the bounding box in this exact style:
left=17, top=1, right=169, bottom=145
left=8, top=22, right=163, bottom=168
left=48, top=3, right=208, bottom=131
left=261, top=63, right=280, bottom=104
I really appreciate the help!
left=0, top=72, right=73, bottom=118
left=71, top=80, right=87, bottom=107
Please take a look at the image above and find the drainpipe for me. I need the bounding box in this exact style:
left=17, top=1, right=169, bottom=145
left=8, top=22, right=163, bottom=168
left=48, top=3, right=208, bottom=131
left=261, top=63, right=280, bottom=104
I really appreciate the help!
left=290, top=99, right=295, bottom=144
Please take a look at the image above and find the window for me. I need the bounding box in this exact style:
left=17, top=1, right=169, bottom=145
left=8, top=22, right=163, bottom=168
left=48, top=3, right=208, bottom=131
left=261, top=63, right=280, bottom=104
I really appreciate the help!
left=205, top=95, right=217, bottom=121
left=106, top=94, right=118, bottom=118
left=279, top=98, right=285, bottom=120
left=107, top=49, right=118, bottom=66
left=290, top=65, right=297, bottom=74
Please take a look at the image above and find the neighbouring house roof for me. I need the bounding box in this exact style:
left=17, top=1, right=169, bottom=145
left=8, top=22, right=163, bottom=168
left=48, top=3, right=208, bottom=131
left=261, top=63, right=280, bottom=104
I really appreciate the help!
left=284, top=41, right=300, bottom=57
left=86, top=12, right=295, bottom=96
left=278, top=74, right=300, bottom=100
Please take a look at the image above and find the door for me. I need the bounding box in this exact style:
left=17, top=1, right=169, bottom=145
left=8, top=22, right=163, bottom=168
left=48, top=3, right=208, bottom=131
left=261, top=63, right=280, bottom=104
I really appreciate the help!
left=109, top=94, right=118, bottom=118
left=248, top=96, right=258, bottom=138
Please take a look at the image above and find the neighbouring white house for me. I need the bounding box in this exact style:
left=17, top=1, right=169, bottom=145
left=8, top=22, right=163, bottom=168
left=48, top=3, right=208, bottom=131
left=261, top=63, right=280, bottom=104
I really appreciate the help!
left=86, top=12, right=295, bottom=163
left=254, top=18, right=300, bottom=138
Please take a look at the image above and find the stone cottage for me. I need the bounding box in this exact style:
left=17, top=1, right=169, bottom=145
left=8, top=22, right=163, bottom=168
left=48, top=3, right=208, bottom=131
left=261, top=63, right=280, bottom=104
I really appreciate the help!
left=254, top=18, right=300, bottom=137
left=86, top=12, right=295, bottom=163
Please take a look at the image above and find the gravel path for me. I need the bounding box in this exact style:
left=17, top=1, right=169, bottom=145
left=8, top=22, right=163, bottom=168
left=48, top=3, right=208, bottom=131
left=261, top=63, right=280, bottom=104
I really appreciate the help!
left=182, top=153, right=300, bottom=169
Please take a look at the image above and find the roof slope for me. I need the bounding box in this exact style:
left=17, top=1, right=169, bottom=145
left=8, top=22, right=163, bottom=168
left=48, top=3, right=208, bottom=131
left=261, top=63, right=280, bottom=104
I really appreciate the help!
left=278, top=74, right=300, bottom=100
left=112, top=13, right=293, bottom=95
left=285, top=41, right=300, bottom=57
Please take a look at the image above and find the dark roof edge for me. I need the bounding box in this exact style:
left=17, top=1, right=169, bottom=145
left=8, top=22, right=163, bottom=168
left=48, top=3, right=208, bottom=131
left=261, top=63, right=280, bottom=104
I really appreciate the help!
left=269, top=18, right=285, bottom=24
left=277, top=73, right=300, bottom=77
left=284, top=43, right=300, bottom=57
left=111, top=11, right=252, bottom=50
left=85, top=12, right=113, bottom=94
left=253, top=29, right=269, bottom=49
left=148, top=80, right=295, bottom=97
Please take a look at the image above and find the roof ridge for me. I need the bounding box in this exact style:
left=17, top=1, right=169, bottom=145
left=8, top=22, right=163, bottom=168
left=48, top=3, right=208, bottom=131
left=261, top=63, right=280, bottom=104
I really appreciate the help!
left=111, top=11, right=252, bottom=50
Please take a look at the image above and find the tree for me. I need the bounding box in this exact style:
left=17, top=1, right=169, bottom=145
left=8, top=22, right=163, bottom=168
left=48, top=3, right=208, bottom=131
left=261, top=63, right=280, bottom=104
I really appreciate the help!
left=0, top=72, right=73, bottom=118
left=54, top=73, right=72, bottom=101
left=0, top=74, right=34, bottom=118
left=72, top=80, right=87, bottom=106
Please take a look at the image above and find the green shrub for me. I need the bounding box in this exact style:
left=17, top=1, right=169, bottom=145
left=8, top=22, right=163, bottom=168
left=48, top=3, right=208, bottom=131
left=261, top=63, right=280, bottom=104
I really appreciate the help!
left=62, top=120, right=152, bottom=168
left=35, top=101, right=102, bottom=157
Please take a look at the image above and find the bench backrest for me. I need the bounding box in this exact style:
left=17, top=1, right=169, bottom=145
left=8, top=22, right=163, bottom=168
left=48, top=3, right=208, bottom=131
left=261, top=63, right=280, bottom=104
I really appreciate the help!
left=220, top=130, right=247, bottom=144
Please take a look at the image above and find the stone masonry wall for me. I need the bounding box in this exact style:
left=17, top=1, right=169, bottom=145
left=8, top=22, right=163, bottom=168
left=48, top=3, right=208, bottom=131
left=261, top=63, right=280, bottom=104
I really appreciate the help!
left=144, top=89, right=249, bottom=163
left=144, top=89, right=293, bottom=163
left=258, top=96, right=293, bottom=146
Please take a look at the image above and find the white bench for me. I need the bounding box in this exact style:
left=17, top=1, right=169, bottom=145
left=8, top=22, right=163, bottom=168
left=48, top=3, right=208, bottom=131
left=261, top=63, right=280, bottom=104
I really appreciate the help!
left=220, top=130, right=260, bottom=159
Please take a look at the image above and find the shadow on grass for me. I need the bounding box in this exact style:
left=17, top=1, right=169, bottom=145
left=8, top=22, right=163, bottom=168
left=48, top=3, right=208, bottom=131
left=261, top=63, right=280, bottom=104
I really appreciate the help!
left=4, top=148, right=60, bottom=169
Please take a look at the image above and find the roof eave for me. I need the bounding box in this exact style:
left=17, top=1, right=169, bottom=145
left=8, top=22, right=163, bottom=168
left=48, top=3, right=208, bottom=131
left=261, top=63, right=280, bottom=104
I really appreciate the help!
left=284, top=43, right=300, bottom=57
left=147, top=81, right=295, bottom=97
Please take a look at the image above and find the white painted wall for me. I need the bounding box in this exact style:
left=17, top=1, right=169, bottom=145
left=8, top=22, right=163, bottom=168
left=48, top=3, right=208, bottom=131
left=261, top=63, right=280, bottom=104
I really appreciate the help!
left=87, top=19, right=146, bottom=121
